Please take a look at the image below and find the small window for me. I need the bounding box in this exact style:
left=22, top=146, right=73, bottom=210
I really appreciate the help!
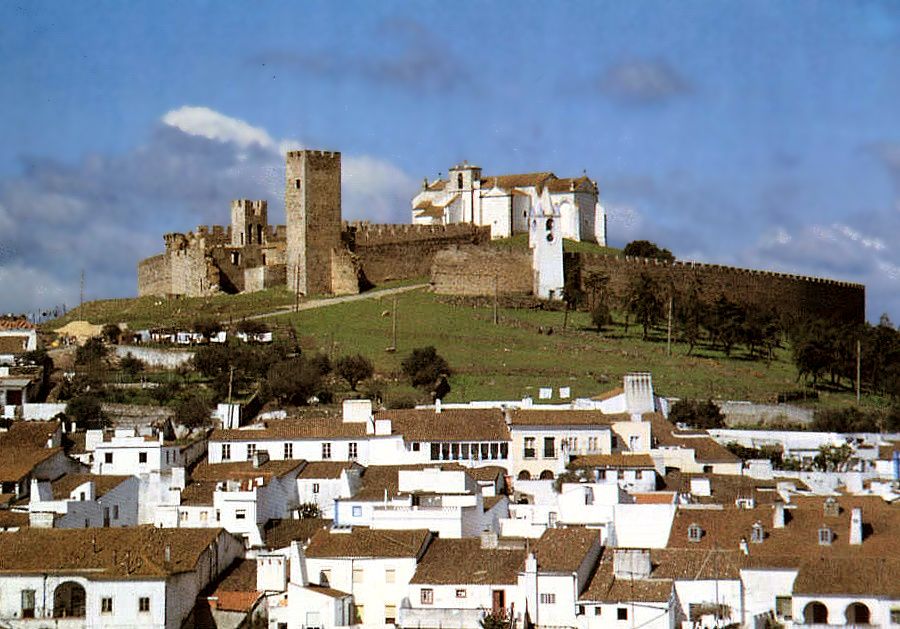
left=751, top=522, right=765, bottom=543
left=312, top=483, right=320, bottom=494
left=456, top=588, right=467, bottom=598
left=104, top=452, right=113, bottom=464
left=353, top=568, right=363, bottom=583
left=113, top=505, right=119, bottom=519
left=200, top=511, right=208, bottom=522
left=235, top=509, right=247, bottom=520
left=21, top=589, right=35, bottom=618
left=688, top=523, right=703, bottom=542
left=890, top=608, right=900, bottom=624
left=320, top=569, right=331, bottom=585
left=595, top=606, right=602, bottom=616
left=139, top=597, right=150, bottom=613
left=295, top=179, right=301, bottom=189
left=79, top=492, right=86, bottom=501
left=179, top=511, right=188, bottom=522
left=457, top=173, right=464, bottom=189
left=617, top=607, right=628, bottom=621
left=222, top=444, right=231, bottom=461
left=577, top=605, right=585, bottom=616
left=412, top=442, right=420, bottom=452
left=775, top=596, right=792, bottom=619
left=352, top=506, right=362, bottom=517
left=349, top=442, right=358, bottom=459
left=524, top=437, right=536, bottom=459
left=385, top=604, right=397, bottom=624
left=284, top=443, right=293, bottom=459
left=421, top=588, right=434, bottom=605
left=231, top=251, right=240, bottom=265
left=818, top=526, right=833, bottom=545
left=543, top=437, right=555, bottom=458
left=139, top=452, right=147, bottom=464
left=703, top=465, right=714, bottom=473
left=101, top=597, right=113, bottom=613
left=385, top=568, right=396, bottom=583
left=540, top=593, right=555, bottom=604
left=585, top=487, right=594, bottom=505
left=322, top=442, right=332, bottom=459
left=247, top=444, right=256, bottom=459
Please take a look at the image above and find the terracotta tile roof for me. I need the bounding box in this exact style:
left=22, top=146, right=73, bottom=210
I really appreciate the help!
left=0, top=448, right=61, bottom=483
left=375, top=408, right=510, bottom=442
left=544, top=176, right=594, bottom=193
left=305, top=527, right=432, bottom=559
left=1, top=421, right=60, bottom=448
left=297, top=461, right=360, bottom=480
left=571, top=454, right=656, bottom=469
left=0, top=337, right=29, bottom=355
left=508, top=409, right=627, bottom=427
left=51, top=474, right=131, bottom=500
left=209, top=559, right=261, bottom=612
left=457, top=465, right=506, bottom=483
left=650, top=417, right=740, bottom=464
left=878, top=441, right=900, bottom=461
left=483, top=495, right=506, bottom=512
left=210, top=418, right=368, bottom=442
left=427, top=179, right=447, bottom=191
left=582, top=550, right=673, bottom=603
left=0, top=318, right=35, bottom=331
left=650, top=548, right=744, bottom=580
left=0, top=527, right=225, bottom=578
left=306, top=583, right=351, bottom=598
left=410, top=538, right=526, bottom=585
left=660, top=470, right=803, bottom=506
left=350, top=464, right=486, bottom=502
left=792, top=557, right=900, bottom=596
left=263, top=518, right=331, bottom=550
left=191, top=459, right=305, bottom=482
left=481, top=172, right=555, bottom=190
left=633, top=492, right=677, bottom=505
left=532, top=527, right=599, bottom=573
left=590, top=386, right=624, bottom=402
left=180, top=481, right=218, bottom=506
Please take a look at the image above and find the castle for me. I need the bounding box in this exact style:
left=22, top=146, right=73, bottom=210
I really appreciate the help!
left=138, top=151, right=489, bottom=298
left=412, top=160, right=607, bottom=244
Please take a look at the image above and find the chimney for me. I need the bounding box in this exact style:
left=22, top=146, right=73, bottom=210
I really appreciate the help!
left=739, top=537, right=749, bottom=556
left=252, top=450, right=270, bottom=469
left=480, top=530, right=499, bottom=549
left=773, top=502, right=786, bottom=529
left=164, top=545, right=171, bottom=563
left=850, top=508, right=863, bottom=545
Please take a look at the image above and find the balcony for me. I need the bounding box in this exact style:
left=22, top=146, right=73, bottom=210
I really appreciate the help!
left=399, top=606, right=488, bottom=629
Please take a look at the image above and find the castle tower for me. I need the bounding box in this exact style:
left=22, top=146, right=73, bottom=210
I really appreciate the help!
left=231, top=199, right=268, bottom=247
left=285, top=150, right=342, bottom=295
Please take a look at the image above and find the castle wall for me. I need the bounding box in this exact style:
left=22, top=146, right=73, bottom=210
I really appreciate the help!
left=431, top=246, right=533, bottom=296
left=349, top=223, right=491, bottom=284
left=137, top=254, right=172, bottom=297
left=244, top=264, right=287, bottom=293
left=568, top=253, right=866, bottom=324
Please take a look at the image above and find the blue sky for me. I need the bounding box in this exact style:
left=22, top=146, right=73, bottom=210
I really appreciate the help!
left=1, top=1, right=899, bottom=322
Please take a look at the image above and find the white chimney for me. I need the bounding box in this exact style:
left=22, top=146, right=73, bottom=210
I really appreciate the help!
left=435, top=398, right=442, bottom=414
left=624, top=372, right=654, bottom=415
left=739, top=537, right=749, bottom=555
left=773, top=502, right=786, bottom=529
left=289, top=541, right=309, bottom=585
left=342, top=399, right=372, bottom=423
left=850, top=508, right=863, bottom=545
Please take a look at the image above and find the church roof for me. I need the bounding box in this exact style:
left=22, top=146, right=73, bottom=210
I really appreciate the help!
left=481, top=172, right=555, bottom=190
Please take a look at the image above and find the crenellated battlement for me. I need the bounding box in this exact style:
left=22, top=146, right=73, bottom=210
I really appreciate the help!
left=286, top=149, right=341, bottom=159
left=346, top=222, right=490, bottom=247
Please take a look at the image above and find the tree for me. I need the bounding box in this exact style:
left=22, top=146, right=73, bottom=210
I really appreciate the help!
left=308, top=352, right=333, bottom=377
left=336, top=354, right=374, bottom=391
left=174, top=390, right=214, bottom=429
left=707, top=295, right=745, bottom=357
left=192, top=316, right=222, bottom=339
left=813, top=443, right=854, bottom=472
left=590, top=302, right=612, bottom=332
left=267, top=357, right=326, bottom=405
left=562, top=274, right=584, bottom=330
left=101, top=323, right=121, bottom=344
left=401, top=346, right=451, bottom=389
left=480, top=611, right=508, bottom=629
left=583, top=271, right=609, bottom=312
left=668, top=399, right=726, bottom=430
left=626, top=273, right=663, bottom=340
left=675, top=285, right=705, bottom=356
left=120, top=352, right=145, bottom=380
left=236, top=319, right=269, bottom=335
left=76, top=337, right=108, bottom=365
left=622, top=240, right=675, bottom=263
left=66, top=395, right=106, bottom=430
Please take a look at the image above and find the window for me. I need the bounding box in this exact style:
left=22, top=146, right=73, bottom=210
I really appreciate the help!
left=215, top=510, right=221, bottom=522
left=385, top=605, right=397, bottom=624
left=104, top=452, right=113, bottom=464
left=352, top=506, right=362, bottom=517
left=295, top=179, right=301, bottom=189
left=353, top=568, right=363, bottom=583
left=751, top=522, right=765, bottom=543
left=139, top=597, right=150, bottom=613
left=139, top=452, right=147, bottom=463
left=200, top=510, right=208, bottom=523
left=629, top=435, right=640, bottom=451
left=312, top=483, right=320, bottom=494
left=278, top=624, right=288, bottom=629
left=543, top=437, right=555, bottom=458
left=457, top=173, right=464, bottom=189
left=500, top=442, right=508, bottom=458
left=284, top=443, right=293, bottom=459
left=412, top=442, right=420, bottom=452
left=230, top=251, right=240, bottom=265
left=354, top=604, right=365, bottom=624
left=113, top=505, right=119, bottom=519
left=617, top=607, right=628, bottom=621
left=247, top=444, right=256, bottom=459
left=79, top=492, right=86, bottom=501
left=891, top=608, right=900, bottom=624
left=222, top=444, right=231, bottom=461
left=540, top=593, right=556, bottom=605
left=179, top=511, right=188, bottom=522
left=595, top=606, right=602, bottom=616
left=524, top=437, right=536, bottom=459
left=322, top=442, right=332, bottom=459
left=584, top=487, right=594, bottom=505
left=421, top=589, right=434, bottom=605
left=703, top=465, right=714, bottom=473
left=430, top=443, right=439, bottom=460
left=21, top=589, right=35, bottom=618
left=688, top=523, right=703, bottom=542
left=235, top=509, right=247, bottom=520
left=818, top=526, right=833, bottom=545
left=776, top=596, right=792, bottom=619
left=320, top=569, right=331, bottom=585
left=456, top=589, right=467, bottom=598
left=385, top=568, right=396, bottom=583
left=611, top=435, right=618, bottom=449
left=101, top=597, right=113, bottom=613
left=577, top=605, right=585, bottom=615
left=349, top=442, right=358, bottom=459
left=588, top=437, right=598, bottom=452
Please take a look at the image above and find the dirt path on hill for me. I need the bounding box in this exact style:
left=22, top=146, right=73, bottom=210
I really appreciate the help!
left=245, top=283, right=428, bottom=320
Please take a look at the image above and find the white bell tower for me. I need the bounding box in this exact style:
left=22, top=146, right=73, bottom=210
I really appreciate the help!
left=529, top=187, right=564, bottom=300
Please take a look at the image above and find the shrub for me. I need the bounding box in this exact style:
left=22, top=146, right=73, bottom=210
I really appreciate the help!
left=174, top=390, right=214, bottom=429
left=66, top=395, right=106, bottom=429
left=101, top=323, right=121, bottom=344
left=267, top=357, right=326, bottom=405
left=336, top=354, right=374, bottom=391
left=622, top=240, right=675, bottom=263
left=192, top=316, right=222, bottom=339
left=76, top=337, right=108, bottom=365
left=401, top=346, right=450, bottom=389
left=668, top=399, right=726, bottom=430
left=120, top=353, right=145, bottom=380
left=590, top=302, right=612, bottom=332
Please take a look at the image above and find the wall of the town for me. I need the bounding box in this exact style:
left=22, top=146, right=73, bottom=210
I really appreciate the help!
left=431, top=246, right=532, bottom=296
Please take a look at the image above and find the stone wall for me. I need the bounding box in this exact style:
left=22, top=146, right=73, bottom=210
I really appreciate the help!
left=431, top=246, right=532, bottom=296
left=243, top=264, right=288, bottom=293
left=114, top=345, right=194, bottom=368
left=137, top=254, right=172, bottom=297
left=351, top=223, right=491, bottom=284
left=568, top=253, right=866, bottom=324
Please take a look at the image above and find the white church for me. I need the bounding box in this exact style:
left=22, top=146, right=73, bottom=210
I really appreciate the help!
left=411, top=160, right=607, bottom=244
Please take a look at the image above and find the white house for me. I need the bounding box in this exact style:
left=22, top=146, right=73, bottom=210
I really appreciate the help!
left=87, top=428, right=185, bottom=475
left=296, top=461, right=363, bottom=519
left=0, top=527, right=243, bottom=629
left=411, top=161, right=606, bottom=244
left=0, top=318, right=38, bottom=366
left=0, top=420, right=84, bottom=500
left=26, top=474, right=139, bottom=528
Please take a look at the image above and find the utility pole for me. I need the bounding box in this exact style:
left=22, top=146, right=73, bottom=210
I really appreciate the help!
left=227, top=366, right=234, bottom=405
left=856, top=339, right=861, bottom=403
left=666, top=294, right=673, bottom=357
left=80, top=269, right=85, bottom=309
left=493, top=274, right=499, bottom=325
left=391, top=295, right=398, bottom=350
left=294, top=264, right=301, bottom=313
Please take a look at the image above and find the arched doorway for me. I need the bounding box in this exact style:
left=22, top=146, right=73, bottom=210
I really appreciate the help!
left=803, top=601, right=828, bottom=625
left=845, top=602, right=870, bottom=625
left=54, top=582, right=86, bottom=618
left=539, top=470, right=554, bottom=480
left=517, top=470, right=531, bottom=481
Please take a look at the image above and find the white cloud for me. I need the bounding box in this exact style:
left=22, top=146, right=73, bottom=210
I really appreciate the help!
left=162, top=106, right=276, bottom=149
left=342, top=155, right=418, bottom=223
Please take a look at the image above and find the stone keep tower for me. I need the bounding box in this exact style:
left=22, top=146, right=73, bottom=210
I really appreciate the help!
left=285, top=150, right=342, bottom=295
left=231, top=199, right=268, bottom=247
